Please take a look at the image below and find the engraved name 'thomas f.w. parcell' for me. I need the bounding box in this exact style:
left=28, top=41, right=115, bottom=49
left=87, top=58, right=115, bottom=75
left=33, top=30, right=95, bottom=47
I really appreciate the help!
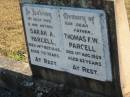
left=64, top=33, right=98, bottom=52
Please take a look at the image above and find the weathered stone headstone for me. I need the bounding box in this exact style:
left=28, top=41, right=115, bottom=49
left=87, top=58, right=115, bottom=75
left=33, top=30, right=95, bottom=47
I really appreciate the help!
left=20, top=0, right=127, bottom=97
left=22, top=4, right=112, bottom=81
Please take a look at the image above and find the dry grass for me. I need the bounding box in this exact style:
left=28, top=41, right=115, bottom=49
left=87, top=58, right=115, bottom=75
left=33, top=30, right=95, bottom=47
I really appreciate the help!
left=125, top=0, right=130, bottom=26
left=0, top=0, right=27, bottom=61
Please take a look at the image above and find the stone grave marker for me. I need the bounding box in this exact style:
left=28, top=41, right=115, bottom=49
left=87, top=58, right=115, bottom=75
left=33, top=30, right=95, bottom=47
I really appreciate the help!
left=20, top=0, right=126, bottom=97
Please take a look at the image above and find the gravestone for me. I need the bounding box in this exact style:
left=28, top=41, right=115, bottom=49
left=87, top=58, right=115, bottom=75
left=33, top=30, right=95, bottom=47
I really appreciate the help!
left=20, top=0, right=124, bottom=97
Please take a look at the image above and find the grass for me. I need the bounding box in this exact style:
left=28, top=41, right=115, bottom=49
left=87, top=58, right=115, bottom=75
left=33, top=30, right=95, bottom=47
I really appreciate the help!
left=0, top=0, right=27, bottom=61
left=125, top=0, right=130, bottom=26
left=9, top=51, right=26, bottom=61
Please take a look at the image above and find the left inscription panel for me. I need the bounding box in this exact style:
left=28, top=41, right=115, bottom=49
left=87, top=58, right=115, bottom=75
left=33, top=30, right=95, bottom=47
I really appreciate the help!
left=22, top=5, right=64, bottom=71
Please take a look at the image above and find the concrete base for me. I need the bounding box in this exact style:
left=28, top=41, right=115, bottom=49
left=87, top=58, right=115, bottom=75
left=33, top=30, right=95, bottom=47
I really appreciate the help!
left=115, top=0, right=130, bottom=97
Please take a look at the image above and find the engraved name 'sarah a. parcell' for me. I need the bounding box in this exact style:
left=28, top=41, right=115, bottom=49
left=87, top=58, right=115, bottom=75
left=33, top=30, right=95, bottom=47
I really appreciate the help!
left=22, top=4, right=112, bottom=81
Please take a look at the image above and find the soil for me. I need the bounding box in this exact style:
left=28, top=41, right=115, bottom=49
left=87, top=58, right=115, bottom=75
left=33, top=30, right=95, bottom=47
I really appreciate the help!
left=0, top=87, right=23, bottom=97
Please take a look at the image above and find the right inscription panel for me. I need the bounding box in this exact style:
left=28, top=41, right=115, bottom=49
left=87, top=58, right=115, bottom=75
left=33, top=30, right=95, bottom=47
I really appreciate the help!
left=60, top=9, right=112, bottom=81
